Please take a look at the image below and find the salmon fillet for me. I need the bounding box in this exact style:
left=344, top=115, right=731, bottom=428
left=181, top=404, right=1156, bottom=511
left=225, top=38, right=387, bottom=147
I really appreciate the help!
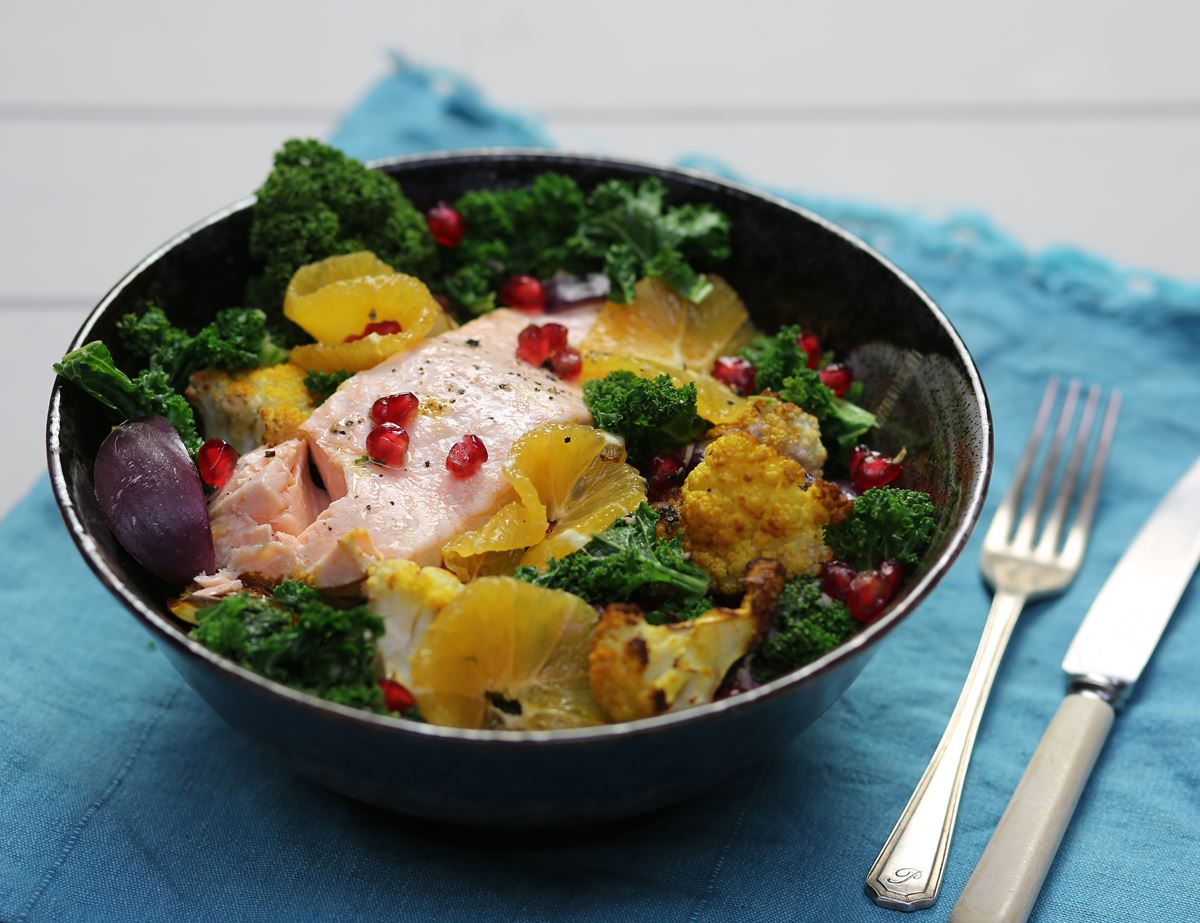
left=208, top=438, right=328, bottom=580
left=209, top=306, right=597, bottom=587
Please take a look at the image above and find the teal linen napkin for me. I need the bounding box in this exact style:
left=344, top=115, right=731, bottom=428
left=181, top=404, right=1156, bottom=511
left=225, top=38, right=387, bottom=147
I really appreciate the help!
left=4, top=56, right=1198, bottom=922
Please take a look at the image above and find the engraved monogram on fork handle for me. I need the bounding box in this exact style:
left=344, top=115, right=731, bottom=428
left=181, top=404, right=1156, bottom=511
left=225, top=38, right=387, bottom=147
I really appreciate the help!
left=865, top=590, right=1025, bottom=909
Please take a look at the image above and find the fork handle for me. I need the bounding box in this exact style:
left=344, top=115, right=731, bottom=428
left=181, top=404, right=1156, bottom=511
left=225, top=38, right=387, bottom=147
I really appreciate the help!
left=865, top=589, right=1026, bottom=910
left=950, top=691, right=1114, bottom=923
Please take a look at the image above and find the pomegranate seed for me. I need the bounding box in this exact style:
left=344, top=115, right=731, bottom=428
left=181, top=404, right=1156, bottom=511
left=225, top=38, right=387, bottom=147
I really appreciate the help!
left=879, top=559, right=904, bottom=597
left=847, top=570, right=894, bottom=623
left=425, top=202, right=465, bottom=247
left=851, top=449, right=903, bottom=492
left=379, top=677, right=416, bottom=712
left=833, top=479, right=861, bottom=502
left=371, top=392, right=419, bottom=428
left=648, top=451, right=686, bottom=499
left=197, top=438, right=238, bottom=490
left=797, top=329, right=821, bottom=369
left=849, top=444, right=870, bottom=476
left=821, top=560, right=857, bottom=602
left=344, top=319, right=403, bottom=342
left=819, top=362, right=853, bottom=396
left=540, top=322, right=569, bottom=355
left=499, top=275, right=546, bottom=312
left=446, top=434, right=488, bottom=478
left=516, top=324, right=551, bottom=366
left=366, top=423, right=410, bottom=467
left=712, top=355, right=757, bottom=395
left=550, top=345, right=582, bottom=380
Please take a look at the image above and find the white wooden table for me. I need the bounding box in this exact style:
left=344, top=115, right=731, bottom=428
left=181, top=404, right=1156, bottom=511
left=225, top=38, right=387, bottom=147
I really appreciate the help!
left=3, top=0, right=1197, bottom=517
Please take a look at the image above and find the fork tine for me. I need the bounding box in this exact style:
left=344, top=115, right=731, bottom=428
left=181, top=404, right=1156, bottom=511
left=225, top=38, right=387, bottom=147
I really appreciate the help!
left=1059, top=391, right=1121, bottom=569
left=984, top=378, right=1060, bottom=548
left=1011, top=380, right=1081, bottom=550
left=1035, top=384, right=1101, bottom=556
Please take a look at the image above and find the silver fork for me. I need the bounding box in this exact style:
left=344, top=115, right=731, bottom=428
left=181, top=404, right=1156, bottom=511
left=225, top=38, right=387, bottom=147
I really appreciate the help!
left=864, top=378, right=1121, bottom=911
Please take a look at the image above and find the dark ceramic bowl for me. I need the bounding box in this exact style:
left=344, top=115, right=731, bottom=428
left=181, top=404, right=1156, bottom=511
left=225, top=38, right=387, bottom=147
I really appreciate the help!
left=47, top=150, right=991, bottom=827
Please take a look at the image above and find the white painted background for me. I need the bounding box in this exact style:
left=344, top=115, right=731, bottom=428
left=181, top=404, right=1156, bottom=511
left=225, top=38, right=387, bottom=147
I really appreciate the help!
left=4, top=0, right=1198, bottom=516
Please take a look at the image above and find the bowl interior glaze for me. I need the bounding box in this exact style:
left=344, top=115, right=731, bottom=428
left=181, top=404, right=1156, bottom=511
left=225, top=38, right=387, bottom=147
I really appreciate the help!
left=47, top=150, right=991, bottom=825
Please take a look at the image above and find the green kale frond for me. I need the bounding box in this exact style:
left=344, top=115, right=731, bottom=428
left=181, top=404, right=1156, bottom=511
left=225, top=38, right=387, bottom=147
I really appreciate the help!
left=515, top=503, right=710, bottom=609
left=752, top=578, right=858, bottom=682
left=246, top=138, right=436, bottom=311
left=825, top=487, right=938, bottom=569
left=303, top=370, right=353, bottom=403
left=582, top=371, right=708, bottom=465
left=53, top=342, right=201, bottom=454
left=117, top=305, right=287, bottom=392
left=190, top=580, right=384, bottom=709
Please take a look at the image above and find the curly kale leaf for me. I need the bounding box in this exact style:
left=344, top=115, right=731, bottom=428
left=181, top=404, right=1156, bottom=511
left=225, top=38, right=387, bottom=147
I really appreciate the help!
left=246, top=138, right=436, bottom=311
left=53, top=342, right=201, bottom=454
left=741, top=324, right=810, bottom=393
left=569, top=177, right=730, bottom=304
left=826, top=487, right=938, bottom=569
left=304, top=369, right=353, bottom=403
left=752, top=578, right=858, bottom=682
left=190, top=579, right=384, bottom=709
left=515, top=503, right=710, bottom=608
left=778, top=368, right=877, bottom=449
left=117, top=305, right=288, bottom=392
left=644, top=595, right=716, bottom=626
left=437, top=172, right=587, bottom=313
left=741, top=325, right=877, bottom=449
left=583, top=371, right=708, bottom=465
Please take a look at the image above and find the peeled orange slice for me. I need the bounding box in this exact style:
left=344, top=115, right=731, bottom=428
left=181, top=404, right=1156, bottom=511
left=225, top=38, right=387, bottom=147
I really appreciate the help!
left=441, top=424, right=645, bottom=580
left=284, top=252, right=448, bottom=372
left=582, top=275, right=755, bottom=373
left=284, top=251, right=397, bottom=338
left=518, top=424, right=646, bottom=569
left=582, top=352, right=750, bottom=425
left=409, top=577, right=605, bottom=729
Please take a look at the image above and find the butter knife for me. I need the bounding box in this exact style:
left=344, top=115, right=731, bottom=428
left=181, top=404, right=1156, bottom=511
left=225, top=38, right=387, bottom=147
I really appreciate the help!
left=951, top=454, right=1200, bottom=923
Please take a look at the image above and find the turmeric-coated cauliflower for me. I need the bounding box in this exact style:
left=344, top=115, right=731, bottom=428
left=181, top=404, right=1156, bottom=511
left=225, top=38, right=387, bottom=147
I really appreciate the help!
left=681, top=431, right=850, bottom=593
left=186, top=363, right=315, bottom=453
left=365, top=559, right=464, bottom=686
left=707, top=396, right=827, bottom=474
left=589, top=559, right=785, bottom=721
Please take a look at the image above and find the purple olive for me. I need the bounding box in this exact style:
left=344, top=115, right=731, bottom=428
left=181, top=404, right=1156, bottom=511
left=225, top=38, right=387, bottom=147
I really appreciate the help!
left=94, top=416, right=215, bottom=584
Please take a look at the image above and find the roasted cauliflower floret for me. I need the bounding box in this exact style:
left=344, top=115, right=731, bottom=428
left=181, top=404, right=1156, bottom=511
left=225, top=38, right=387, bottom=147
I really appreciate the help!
left=681, top=431, right=851, bottom=593
left=365, top=559, right=463, bottom=686
left=186, top=363, right=315, bottom=453
left=589, top=559, right=785, bottom=721
left=708, top=396, right=827, bottom=474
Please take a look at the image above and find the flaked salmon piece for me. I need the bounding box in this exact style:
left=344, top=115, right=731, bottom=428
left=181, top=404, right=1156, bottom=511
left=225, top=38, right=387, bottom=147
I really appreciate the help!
left=190, top=568, right=245, bottom=601
left=296, top=306, right=597, bottom=583
left=208, top=439, right=328, bottom=581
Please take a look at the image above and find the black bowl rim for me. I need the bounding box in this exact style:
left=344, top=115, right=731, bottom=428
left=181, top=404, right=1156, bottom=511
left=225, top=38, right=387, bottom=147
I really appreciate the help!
left=47, top=147, right=993, bottom=745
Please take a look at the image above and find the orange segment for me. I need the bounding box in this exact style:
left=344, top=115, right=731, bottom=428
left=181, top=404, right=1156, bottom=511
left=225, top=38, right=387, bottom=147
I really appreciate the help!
left=582, top=352, right=750, bottom=425
left=441, top=424, right=645, bottom=579
left=285, top=251, right=396, bottom=336
left=285, top=270, right=446, bottom=372
left=409, top=577, right=605, bottom=729
left=519, top=425, right=646, bottom=569
left=581, top=275, right=755, bottom=373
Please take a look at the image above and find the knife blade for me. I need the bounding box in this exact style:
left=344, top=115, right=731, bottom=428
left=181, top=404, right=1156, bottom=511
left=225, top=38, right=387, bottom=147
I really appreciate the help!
left=952, top=455, right=1200, bottom=923
left=1061, top=454, right=1200, bottom=692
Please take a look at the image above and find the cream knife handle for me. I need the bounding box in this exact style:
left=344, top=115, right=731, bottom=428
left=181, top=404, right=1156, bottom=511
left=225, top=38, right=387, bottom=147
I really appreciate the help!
left=951, top=691, right=1114, bottom=923
left=865, top=590, right=1026, bottom=910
